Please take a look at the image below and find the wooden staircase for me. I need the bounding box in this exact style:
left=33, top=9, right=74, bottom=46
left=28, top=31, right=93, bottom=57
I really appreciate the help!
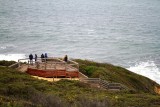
left=80, top=78, right=127, bottom=91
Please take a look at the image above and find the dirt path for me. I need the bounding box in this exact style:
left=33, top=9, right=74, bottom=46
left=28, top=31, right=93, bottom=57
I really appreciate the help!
left=17, top=64, right=28, bottom=72
left=32, top=76, right=79, bottom=82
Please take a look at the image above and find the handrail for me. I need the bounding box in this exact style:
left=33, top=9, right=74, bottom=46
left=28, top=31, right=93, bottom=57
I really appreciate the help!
left=56, top=58, right=66, bottom=63
left=18, top=58, right=79, bottom=65
left=68, top=59, right=79, bottom=65
left=80, top=78, right=128, bottom=90
left=9, top=62, right=19, bottom=68
left=80, top=78, right=100, bottom=80
left=17, top=57, right=79, bottom=72
left=68, top=64, right=78, bottom=66
left=18, top=58, right=29, bottom=60
left=42, top=62, right=66, bottom=64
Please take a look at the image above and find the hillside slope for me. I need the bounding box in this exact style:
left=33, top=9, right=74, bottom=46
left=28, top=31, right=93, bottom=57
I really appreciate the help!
left=0, top=60, right=160, bottom=107
left=75, top=59, right=159, bottom=93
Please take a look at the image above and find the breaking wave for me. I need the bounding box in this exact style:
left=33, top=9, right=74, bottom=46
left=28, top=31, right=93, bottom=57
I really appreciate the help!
left=128, top=61, right=160, bottom=85
left=0, top=54, right=26, bottom=62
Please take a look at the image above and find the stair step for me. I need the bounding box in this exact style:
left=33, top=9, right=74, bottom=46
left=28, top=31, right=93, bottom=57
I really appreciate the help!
left=108, top=86, right=122, bottom=89
left=108, top=89, right=120, bottom=91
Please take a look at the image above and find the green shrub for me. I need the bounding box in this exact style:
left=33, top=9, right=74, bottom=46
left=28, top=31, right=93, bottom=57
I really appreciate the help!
left=0, top=60, right=160, bottom=107
left=0, top=60, right=16, bottom=67
left=75, top=59, right=159, bottom=94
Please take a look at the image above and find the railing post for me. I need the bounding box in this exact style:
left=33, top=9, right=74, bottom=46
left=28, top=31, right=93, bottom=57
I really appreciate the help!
left=18, top=60, right=20, bottom=67
left=45, top=61, right=46, bottom=70
left=55, top=63, right=57, bottom=70
left=77, top=64, right=79, bottom=72
left=28, top=60, right=29, bottom=68
left=99, top=78, right=101, bottom=88
left=65, top=63, right=67, bottom=71
left=53, top=77, right=54, bottom=82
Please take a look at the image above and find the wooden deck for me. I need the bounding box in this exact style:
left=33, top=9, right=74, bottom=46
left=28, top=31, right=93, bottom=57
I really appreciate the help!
left=27, top=68, right=79, bottom=78
left=18, top=57, right=79, bottom=78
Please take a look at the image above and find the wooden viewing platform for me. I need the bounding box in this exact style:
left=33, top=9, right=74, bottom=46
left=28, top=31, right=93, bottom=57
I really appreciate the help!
left=9, top=58, right=129, bottom=91
left=17, top=57, right=79, bottom=78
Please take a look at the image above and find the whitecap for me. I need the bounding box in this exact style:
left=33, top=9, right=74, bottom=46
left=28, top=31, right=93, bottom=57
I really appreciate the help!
left=0, top=54, right=26, bottom=62
left=0, top=45, right=17, bottom=50
left=0, top=46, right=7, bottom=49
left=127, top=61, right=160, bottom=85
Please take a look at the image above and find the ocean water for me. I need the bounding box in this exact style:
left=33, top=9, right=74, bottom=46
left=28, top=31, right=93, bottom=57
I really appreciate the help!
left=0, top=0, right=160, bottom=84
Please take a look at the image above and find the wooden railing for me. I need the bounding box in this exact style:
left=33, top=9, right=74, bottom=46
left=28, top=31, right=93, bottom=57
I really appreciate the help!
left=14, top=57, right=80, bottom=78
left=16, top=57, right=79, bottom=71
left=9, top=62, right=19, bottom=68
left=80, top=78, right=128, bottom=90
left=67, top=59, right=79, bottom=72
left=80, top=78, right=100, bottom=83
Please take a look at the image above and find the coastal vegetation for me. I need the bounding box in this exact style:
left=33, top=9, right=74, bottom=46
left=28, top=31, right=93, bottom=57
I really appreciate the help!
left=0, top=60, right=160, bottom=107
left=75, top=59, right=158, bottom=93
left=0, top=60, right=16, bottom=67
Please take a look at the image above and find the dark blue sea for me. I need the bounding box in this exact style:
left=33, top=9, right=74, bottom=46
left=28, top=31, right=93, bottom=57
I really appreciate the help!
left=0, top=0, right=160, bottom=84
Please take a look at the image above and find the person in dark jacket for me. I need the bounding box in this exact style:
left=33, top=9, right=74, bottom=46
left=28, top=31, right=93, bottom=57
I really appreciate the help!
left=29, top=54, right=33, bottom=64
left=41, top=54, right=44, bottom=62
left=35, top=54, right=37, bottom=62
left=45, top=53, right=48, bottom=58
left=44, top=53, right=48, bottom=61
left=63, top=55, right=68, bottom=62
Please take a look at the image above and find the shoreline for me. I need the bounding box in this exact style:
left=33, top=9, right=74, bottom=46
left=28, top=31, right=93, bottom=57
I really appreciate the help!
left=1, top=55, right=160, bottom=85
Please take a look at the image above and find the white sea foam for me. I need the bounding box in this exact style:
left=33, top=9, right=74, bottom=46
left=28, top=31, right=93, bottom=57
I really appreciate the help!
left=0, top=45, right=17, bottom=50
left=127, top=61, right=160, bottom=85
left=0, top=46, right=7, bottom=49
left=0, top=54, right=26, bottom=62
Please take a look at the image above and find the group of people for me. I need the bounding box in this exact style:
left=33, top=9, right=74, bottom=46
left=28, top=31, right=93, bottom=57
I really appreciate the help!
left=29, top=54, right=37, bottom=64
left=29, top=53, right=68, bottom=64
left=29, top=53, right=48, bottom=62
left=41, top=53, right=48, bottom=62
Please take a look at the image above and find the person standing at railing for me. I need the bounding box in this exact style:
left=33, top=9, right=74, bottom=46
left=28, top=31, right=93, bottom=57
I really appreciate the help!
left=41, top=54, right=44, bottom=62
left=29, top=54, right=33, bottom=65
left=44, top=53, right=48, bottom=62
left=63, top=55, right=68, bottom=62
left=35, top=54, right=37, bottom=62
left=45, top=53, right=48, bottom=58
